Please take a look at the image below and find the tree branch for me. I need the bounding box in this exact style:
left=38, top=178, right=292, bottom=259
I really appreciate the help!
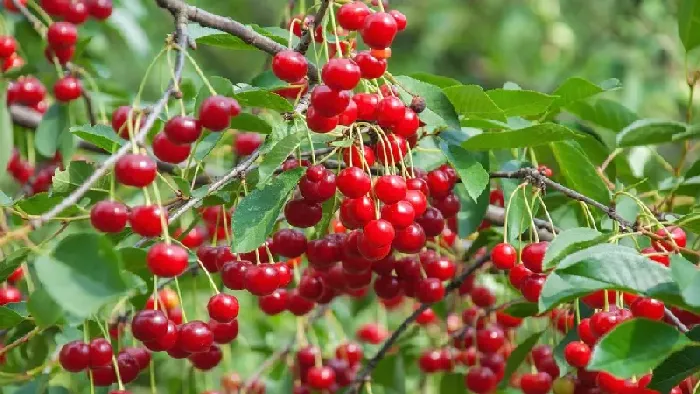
left=294, top=0, right=331, bottom=55
left=349, top=253, right=492, bottom=393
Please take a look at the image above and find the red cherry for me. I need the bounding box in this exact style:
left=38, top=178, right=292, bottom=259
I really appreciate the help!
left=354, top=50, right=387, bottom=79
left=310, top=85, right=351, bottom=117
left=353, top=93, right=380, bottom=121
left=376, top=96, right=405, bottom=129
left=271, top=229, right=308, bottom=258
left=299, top=164, right=337, bottom=202
left=244, top=265, right=280, bottom=296
left=471, top=286, right=496, bottom=308
left=64, top=1, right=89, bottom=24
left=392, top=223, right=425, bottom=254
left=111, top=106, right=142, bottom=138
left=129, top=205, right=165, bottom=237
left=424, top=256, right=456, bottom=281
left=306, top=106, right=339, bottom=133
left=419, top=349, right=442, bottom=373
left=389, top=10, right=407, bottom=31
left=342, top=145, right=376, bottom=168
left=590, top=311, right=622, bottom=338
left=115, top=154, right=157, bottom=187
left=338, top=99, right=358, bottom=126
left=361, top=12, right=398, bottom=49
left=476, top=326, right=505, bottom=353
left=363, top=219, right=395, bottom=247
left=596, top=372, right=627, bottom=394
left=152, top=133, right=191, bottom=164
left=336, top=342, right=363, bottom=367
left=87, top=338, right=113, bottom=368
left=47, top=22, right=78, bottom=48
left=564, top=341, right=591, bottom=368
left=178, top=321, right=214, bottom=353
left=1, top=53, right=23, bottom=71
left=233, top=132, right=263, bottom=156
left=465, top=366, right=497, bottom=394
left=143, top=320, right=177, bottom=351
left=199, top=96, right=232, bottom=131
left=306, top=366, right=336, bottom=389
left=272, top=50, right=308, bottom=83
left=259, top=289, right=289, bottom=315
left=90, top=200, right=128, bottom=233
left=578, top=318, right=597, bottom=347
left=404, top=190, right=427, bottom=216
left=59, top=340, right=90, bottom=372
left=41, top=0, right=68, bottom=15
left=131, top=310, right=169, bottom=341
left=522, top=241, right=548, bottom=273
left=376, top=134, right=408, bottom=165
left=87, top=0, right=112, bottom=19
left=381, top=200, right=415, bottom=229
left=207, top=293, right=239, bottom=323
left=54, top=76, right=82, bottom=102
left=492, top=242, right=517, bottom=270
left=209, top=319, right=239, bottom=344
left=337, top=2, right=371, bottom=31
left=17, top=77, right=46, bottom=106
left=374, top=175, right=407, bottom=204
left=520, top=372, right=553, bottom=394
left=416, top=207, right=444, bottom=237
left=188, top=345, right=222, bottom=371
left=3, top=0, right=28, bottom=12
left=337, top=167, right=371, bottom=198
left=630, top=297, right=665, bottom=320
left=0, top=36, right=17, bottom=58
left=641, top=247, right=670, bottom=266
left=653, top=226, right=687, bottom=251
left=521, top=274, right=546, bottom=302
left=417, top=278, right=445, bottom=303
left=287, top=289, right=315, bottom=316
left=322, top=58, right=361, bottom=91
left=164, top=115, right=202, bottom=144
left=427, top=169, right=452, bottom=198
left=122, top=347, right=151, bottom=370
left=392, top=108, right=420, bottom=138
left=146, top=243, right=188, bottom=278
left=285, top=198, right=323, bottom=228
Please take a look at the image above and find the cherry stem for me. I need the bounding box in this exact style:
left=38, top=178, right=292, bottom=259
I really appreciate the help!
left=95, top=319, right=125, bottom=391
left=173, top=277, right=189, bottom=323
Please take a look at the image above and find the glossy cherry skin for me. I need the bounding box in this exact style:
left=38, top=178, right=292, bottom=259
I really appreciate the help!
left=404, top=190, right=428, bottom=217
left=272, top=50, right=308, bottom=83
left=178, top=321, right=214, bottom=354
left=88, top=0, right=113, bottom=19
left=244, top=264, right=280, bottom=296
left=188, top=345, right=223, bottom=371
left=376, top=96, right=405, bottom=129
left=522, top=241, right=548, bottom=273
left=310, top=85, right=351, bottom=117
left=578, top=318, right=598, bottom=347
left=361, top=12, right=398, bottom=49
left=653, top=226, right=687, bottom=251
left=630, top=297, right=665, bottom=320
left=271, top=228, right=307, bottom=257
left=465, top=366, right=497, bottom=394
left=285, top=198, right=323, bottom=228
left=352, top=93, right=380, bottom=121
left=115, top=154, right=157, bottom=187
left=336, top=342, right=363, bottom=367
left=221, top=261, right=251, bottom=290
left=207, top=293, right=239, bottom=323
left=416, top=278, right=445, bottom=303
left=143, top=320, right=177, bottom=351
left=306, top=106, right=339, bottom=133
left=374, top=175, right=407, bottom=204
left=146, top=243, right=188, bottom=278
left=392, top=108, right=420, bottom=138
left=338, top=99, right=359, bottom=126
left=389, top=9, right=407, bottom=31
left=209, top=319, right=239, bottom=344
left=393, top=223, right=426, bottom=254
left=415, top=207, right=444, bottom=237
left=64, top=1, right=89, bottom=24
left=131, top=309, right=169, bottom=341
left=520, top=372, right=553, bottom=394
left=54, top=76, right=82, bottom=102
left=164, top=115, right=202, bottom=144
left=0, top=36, right=16, bottom=58
left=337, top=1, right=371, bottom=31
left=491, top=242, right=517, bottom=270
left=354, top=50, right=387, bottom=79
left=129, top=205, right=165, bottom=237
left=153, top=133, right=191, bottom=163
left=521, top=273, right=546, bottom=302
left=88, top=338, right=113, bottom=368
left=122, top=347, right=151, bottom=370
left=90, top=200, right=128, bottom=233
left=47, top=22, right=77, bottom=48
left=563, top=341, right=591, bottom=368
left=299, top=165, right=337, bottom=202
left=380, top=200, right=415, bottom=229
left=343, top=145, right=376, bottom=168
left=259, top=289, right=289, bottom=315
left=376, top=134, right=408, bottom=165
left=111, top=106, right=142, bottom=138
left=198, top=96, right=232, bottom=131
left=306, top=366, right=336, bottom=389
left=337, top=167, right=371, bottom=198
left=476, top=326, right=505, bottom=353
left=233, top=132, right=263, bottom=156
left=59, top=340, right=90, bottom=372
left=322, top=58, right=361, bottom=91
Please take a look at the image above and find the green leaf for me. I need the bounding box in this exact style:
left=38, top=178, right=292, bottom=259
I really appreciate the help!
left=15, top=193, right=81, bottom=216
left=235, top=88, right=293, bottom=113
left=411, top=136, right=447, bottom=170
left=193, top=131, right=224, bottom=162
left=462, top=123, right=581, bottom=150
left=551, top=141, right=610, bottom=205
left=670, top=254, right=700, bottom=309
left=409, top=73, right=461, bottom=88
left=649, top=327, right=700, bottom=393
left=34, top=233, right=130, bottom=318
left=486, top=89, right=557, bottom=117
left=500, top=331, right=544, bottom=388
left=232, top=167, right=304, bottom=253
left=371, top=354, right=406, bottom=394
left=27, top=288, right=62, bottom=328
left=542, top=228, right=603, bottom=270
left=616, top=120, right=688, bottom=147
left=588, top=318, right=692, bottom=379
left=566, top=99, right=638, bottom=132
left=538, top=244, right=691, bottom=313
left=35, top=104, right=69, bottom=157
left=499, top=161, right=537, bottom=243
left=440, top=373, right=468, bottom=394
left=440, top=142, right=489, bottom=201
left=171, top=176, right=192, bottom=198
left=444, top=84, right=507, bottom=122
left=0, top=249, right=28, bottom=283
left=678, top=0, right=700, bottom=52
left=0, top=82, right=14, bottom=177
left=70, top=124, right=124, bottom=153
left=257, top=132, right=303, bottom=188
left=188, top=24, right=286, bottom=50
left=394, top=76, right=460, bottom=130
left=503, top=302, right=539, bottom=318
left=0, top=305, right=27, bottom=328
left=51, top=161, right=110, bottom=195
left=678, top=211, right=700, bottom=235
left=229, top=113, right=272, bottom=134
left=548, top=77, right=620, bottom=113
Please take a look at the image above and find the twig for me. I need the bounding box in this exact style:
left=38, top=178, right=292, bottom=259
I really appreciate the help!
left=349, top=253, right=491, bottom=393
left=9, top=105, right=43, bottom=128
left=485, top=205, right=557, bottom=241
left=0, top=327, right=41, bottom=357
left=294, top=0, right=331, bottom=55
left=665, top=308, right=689, bottom=333
left=81, top=90, right=97, bottom=126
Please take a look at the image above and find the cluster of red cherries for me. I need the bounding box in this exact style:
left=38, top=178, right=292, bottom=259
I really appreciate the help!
left=6, top=148, right=63, bottom=194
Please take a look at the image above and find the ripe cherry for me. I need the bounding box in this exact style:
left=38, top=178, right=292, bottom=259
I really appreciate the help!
left=207, top=293, right=239, bottom=323
left=54, top=76, right=82, bottom=102
left=59, top=340, right=90, bottom=372
left=244, top=264, right=280, bottom=296
left=338, top=99, right=358, bottom=126
left=465, top=366, right=497, bottom=394
left=337, top=2, right=371, bottom=31
left=310, top=85, right=351, bottom=117
left=164, top=115, right=202, bottom=144
left=424, top=257, right=456, bottom=281
left=271, top=229, right=307, bottom=258
left=0, top=36, right=17, bottom=58
left=199, top=96, right=233, bottom=131
left=259, top=289, right=289, bottom=315
left=596, top=372, right=627, bottom=394
left=88, top=338, right=113, bottom=368
left=381, top=200, right=415, bottom=229
left=471, top=286, right=496, bottom=308
left=131, top=309, right=169, bottom=341
left=287, top=289, right=315, bottom=316
left=564, top=341, right=591, bottom=368
left=630, top=297, right=665, bottom=320
left=189, top=345, right=223, bottom=370
left=87, top=0, right=112, bottom=19
left=389, top=10, right=407, bottom=31
left=521, top=273, right=546, bottom=302
left=427, top=169, right=452, bottom=198
left=476, top=326, right=505, bottom=353
left=404, top=189, right=428, bottom=217
left=298, top=274, right=323, bottom=300
left=363, top=219, right=395, bottom=247
left=129, top=205, right=165, bottom=237
left=393, top=108, right=420, bottom=138
left=45, top=44, right=75, bottom=64
left=178, top=321, right=214, bottom=353
left=90, top=200, right=128, bottom=233
left=374, top=175, right=407, bottom=204
left=353, top=93, right=380, bottom=121
left=146, top=243, right=188, bottom=277
left=284, top=198, right=322, bottom=228
left=354, top=50, right=387, bottom=79
left=299, top=164, right=337, bottom=202
left=590, top=311, right=622, bottom=338
left=492, top=242, right=517, bottom=270
left=520, top=372, right=553, bottom=394
left=111, top=106, right=142, bottom=138
left=306, top=106, right=339, bottom=133
left=64, top=1, right=89, bottom=24
left=322, top=58, right=361, bottom=91
left=641, top=247, right=670, bottom=266
left=376, top=96, right=405, bottom=129
left=122, top=347, right=151, bottom=370
left=361, top=12, right=398, bottom=49
left=233, top=132, right=263, bottom=156
left=336, top=342, right=363, bottom=367
left=115, top=154, right=157, bottom=187
left=653, top=226, right=687, bottom=251
left=144, top=320, right=177, bottom=351
left=272, top=50, right=308, bottom=83
left=337, top=167, right=371, bottom=198
left=415, top=207, right=444, bottom=237
left=47, top=22, right=77, bottom=48
left=417, top=278, right=445, bottom=303
left=153, top=133, right=191, bottom=164
left=342, top=145, right=376, bottom=168
left=209, top=319, right=239, bottom=344
left=522, top=241, right=548, bottom=273
left=306, top=366, right=336, bottom=389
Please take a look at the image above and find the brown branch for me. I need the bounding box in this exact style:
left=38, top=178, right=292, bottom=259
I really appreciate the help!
left=349, top=253, right=492, bottom=393
left=81, top=90, right=97, bottom=126
left=294, top=0, right=331, bottom=55
left=9, top=105, right=42, bottom=128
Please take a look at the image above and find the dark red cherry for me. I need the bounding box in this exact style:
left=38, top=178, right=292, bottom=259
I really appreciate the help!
left=508, top=264, right=532, bottom=289
left=271, top=228, right=308, bottom=258
left=115, top=154, right=157, bottom=187
left=207, top=293, right=239, bottom=323
left=54, top=76, right=82, bottom=102
left=129, top=205, right=165, bottom=237
left=272, top=50, right=308, bottom=83
left=88, top=338, right=113, bottom=368
left=307, top=366, right=336, bottom=389
left=404, top=190, right=427, bottom=216
left=416, top=207, right=444, bottom=237
left=233, top=132, right=263, bottom=156
left=259, top=289, right=289, bottom=315
left=152, top=133, right=191, bottom=164
left=64, top=1, right=89, bottom=24
left=47, top=22, right=77, bottom=48
left=322, top=58, right=361, bottom=91
left=393, top=223, right=426, bottom=253
left=90, top=200, right=128, bottom=233
left=563, top=341, right=591, bottom=368
left=164, top=115, right=202, bottom=144
left=87, top=0, right=112, bottom=19
left=417, top=278, right=445, bottom=303
left=244, top=264, right=280, bottom=296
left=209, top=319, right=239, bottom=344
left=392, top=108, right=420, bottom=138
left=352, top=93, right=380, bottom=121
left=285, top=198, right=323, bottom=228
left=363, top=219, right=395, bottom=247
left=131, top=310, right=169, bottom=341
left=521, top=274, right=546, bottom=303
left=146, top=243, right=189, bottom=278
left=178, top=321, right=214, bottom=354
left=361, top=12, right=398, bottom=49
left=630, top=297, right=665, bottom=320
left=199, top=96, right=232, bottom=131
left=520, top=372, right=553, bottom=394
left=299, top=164, right=337, bottom=202
left=306, top=106, right=339, bottom=133
left=476, top=326, right=505, bottom=353
left=310, top=85, right=351, bottom=117
left=111, top=106, right=142, bottom=138
left=59, top=340, right=90, bottom=372
left=337, top=167, right=371, bottom=198
left=465, top=366, right=497, bottom=394
left=424, top=257, right=456, bottom=281
left=143, top=320, right=177, bottom=351
left=337, top=2, right=371, bottom=31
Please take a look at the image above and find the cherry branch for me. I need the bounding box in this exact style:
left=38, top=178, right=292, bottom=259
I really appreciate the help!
left=348, top=253, right=492, bottom=393
left=294, top=0, right=331, bottom=54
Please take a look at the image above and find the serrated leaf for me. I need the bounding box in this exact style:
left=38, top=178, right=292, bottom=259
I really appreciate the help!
left=444, top=85, right=507, bottom=122
left=0, top=304, right=27, bottom=328
left=500, top=331, right=544, bottom=388
left=393, top=76, right=460, bottom=130
left=542, top=228, right=603, bottom=270
left=411, top=136, right=447, bottom=170
left=193, top=131, right=224, bottom=162
left=409, top=72, right=461, bottom=88
left=538, top=244, right=693, bottom=313
left=0, top=249, right=27, bottom=283
left=15, top=193, right=81, bottom=216
left=229, top=113, right=272, bottom=134
left=34, top=233, right=130, bottom=318
left=649, top=327, right=700, bottom=393
left=235, top=88, right=293, bottom=112
left=486, top=89, right=557, bottom=117
left=440, top=141, right=489, bottom=201
left=588, top=319, right=692, bottom=379
left=27, top=288, right=62, bottom=328
left=616, top=119, right=687, bottom=147
left=36, top=104, right=69, bottom=157
left=566, top=99, right=638, bottom=132
left=0, top=82, right=14, bottom=178
left=257, top=132, right=303, bottom=188
left=71, top=124, right=124, bottom=153
left=678, top=0, right=700, bottom=52
left=188, top=24, right=287, bottom=50
left=232, top=167, right=304, bottom=253
left=670, top=254, right=700, bottom=309
left=551, top=141, right=611, bottom=205
left=51, top=161, right=110, bottom=195
left=462, top=123, right=581, bottom=150
left=503, top=302, right=538, bottom=318
left=548, top=77, right=620, bottom=113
